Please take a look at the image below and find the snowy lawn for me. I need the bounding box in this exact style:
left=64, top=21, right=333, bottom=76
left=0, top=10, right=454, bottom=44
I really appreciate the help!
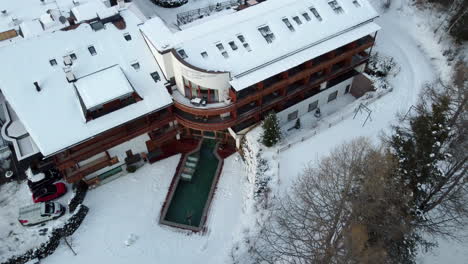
left=0, top=181, right=75, bottom=262
left=42, top=154, right=247, bottom=264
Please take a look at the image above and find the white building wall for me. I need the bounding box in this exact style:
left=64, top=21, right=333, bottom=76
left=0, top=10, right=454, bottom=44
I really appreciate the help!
left=171, top=55, right=231, bottom=101
left=142, top=34, right=174, bottom=79
left=277, top=77, right=354, bottom=125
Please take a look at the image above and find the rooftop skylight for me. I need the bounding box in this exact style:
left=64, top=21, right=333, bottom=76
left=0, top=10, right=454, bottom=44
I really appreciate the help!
left=49, top=59, right=57, bottom=66
left=237, top=34, right=252, bottom=52
left=328, top=0, right=344, bottom=14
left=88, top=45, right=97, bottom=56
left=150, top=72, right=160, bottom=82
left=302, top=12, right=311, bottom=21
left=201, top=51, right=208, bottom=58
left=309, top=7, right=322, bottom=21
left=353, top=0, right=361, bottom=7
left=177, top=49, right=188, bottom=59
left=292, top=16, right=302, bottom=25
left=228, top=41, right=238, bottom=51
left=131, top=62, right=140, bottom=70
left=282, top=18, right=295, bottom=32
left=124, top=33, right=132, bottom=41
left=258, top=25, right=275, bottom=44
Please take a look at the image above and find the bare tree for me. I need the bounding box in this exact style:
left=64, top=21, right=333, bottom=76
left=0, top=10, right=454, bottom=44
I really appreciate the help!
left=251, top=138, right=418, bottom=264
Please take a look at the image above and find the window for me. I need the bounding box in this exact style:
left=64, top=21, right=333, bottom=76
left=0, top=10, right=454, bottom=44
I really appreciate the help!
left=282, top=18, right=295, bottom=32
left=216, top=43, right=225, bottom=51
left=309, top=7, right=322, bottom=21
left=292, top=16, right=302, bottom=25
left=302, top=12, right=311, bottom=21
left=328, top=1, right=344, bottom=14
left=88, top=45, right=97, bottom=56
left=124, top=33, right=132, bottom=41
left=150, top=72, right=160, bottom=82
left=201, top=51, right=208, bottom=58
left=131, top=62, right=140, bottom=70
left=49, top=59, right=57, bottom=66
left=177, top=49, right=188, bottom=59
left=353, top=0, right=361, bottom=7
left=308, top=100, right=318, bottom=112
left=258, top=25, right=275, bottom=44
left=287, top=110, right=298, bottom=121
left=70, top=53, right=77, bottom=60
left=237, top=34, right=252, bottom=51
left=228, top=41, right=238, bottom=51
left=328, top=91, right=338, bottom=102
left=345, top=84, right=351, bottom=94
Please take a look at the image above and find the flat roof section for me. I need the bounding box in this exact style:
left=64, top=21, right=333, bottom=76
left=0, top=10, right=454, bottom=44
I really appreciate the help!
left=75, top=66, right=135, bottom=110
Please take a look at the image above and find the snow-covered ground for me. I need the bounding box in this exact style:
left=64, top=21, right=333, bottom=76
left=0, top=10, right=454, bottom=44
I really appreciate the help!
left=41, top=154, right=247, bottom=264
left=0, top=181, right=74, bottom=262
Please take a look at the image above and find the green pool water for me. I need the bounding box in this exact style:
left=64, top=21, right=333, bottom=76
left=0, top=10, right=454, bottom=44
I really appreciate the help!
left=163, top=139, right=220, bottom=227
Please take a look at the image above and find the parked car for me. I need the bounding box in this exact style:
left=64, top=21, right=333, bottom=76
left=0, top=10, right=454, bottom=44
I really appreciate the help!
left=18, top=202, right=65, bottom=226
left=27, top=169, right=62, bottom=192
left=32, top=182, right=67, bottom=203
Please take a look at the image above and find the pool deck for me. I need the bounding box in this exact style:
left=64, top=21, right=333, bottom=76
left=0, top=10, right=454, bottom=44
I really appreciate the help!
left=159, top=139, right=224, bottom=232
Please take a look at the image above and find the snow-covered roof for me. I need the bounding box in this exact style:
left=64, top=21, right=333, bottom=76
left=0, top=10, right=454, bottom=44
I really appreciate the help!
left=71, top=1, right=117, bottom=23
left=75, top=65, right=135, bottom=110
left=0, top=0, right=117, bottom=46
left=0, top=9, right=172, bottom=157
left=141, top=0, right=380, bottom=91
left=19, top=20, right=44, bottom=39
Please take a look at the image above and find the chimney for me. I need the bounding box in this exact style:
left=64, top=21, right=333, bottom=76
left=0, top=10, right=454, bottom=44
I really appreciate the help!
left=34, top=82, right=41, bottom=92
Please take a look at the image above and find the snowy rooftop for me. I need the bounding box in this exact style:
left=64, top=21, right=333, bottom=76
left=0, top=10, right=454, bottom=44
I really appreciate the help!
left=75, top=65, right=135, bottom=110
left=0, top=9, right=172, bottom=157
left=140, top=0, right=380, bottom=91
left=0, top=0, right=115, bottom=45
left=71, top=1, right=118, bottom=23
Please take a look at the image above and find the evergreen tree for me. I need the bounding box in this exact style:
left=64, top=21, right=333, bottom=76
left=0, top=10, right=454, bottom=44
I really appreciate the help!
left=261, top=112, right=281, bottom=147
left=388, top=82, right=468, bottom=236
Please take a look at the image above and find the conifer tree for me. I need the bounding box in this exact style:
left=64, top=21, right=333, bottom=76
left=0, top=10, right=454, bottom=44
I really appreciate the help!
left=261, top=112, right=281, bottom=147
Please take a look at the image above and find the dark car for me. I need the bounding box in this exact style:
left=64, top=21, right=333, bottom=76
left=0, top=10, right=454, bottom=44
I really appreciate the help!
left=32, top=182, right=67, bottom=203
left=28, top=169, right=63, bottom=192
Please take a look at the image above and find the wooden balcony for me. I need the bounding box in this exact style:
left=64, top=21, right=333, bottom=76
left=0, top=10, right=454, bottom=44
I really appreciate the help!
left=56, top=113, right=175, bottom=170
left=64, top=152, right=119, bottom=183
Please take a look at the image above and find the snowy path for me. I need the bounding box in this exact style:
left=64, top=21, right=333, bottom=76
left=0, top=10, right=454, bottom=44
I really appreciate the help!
left=42, top=155, right=247, bottom=264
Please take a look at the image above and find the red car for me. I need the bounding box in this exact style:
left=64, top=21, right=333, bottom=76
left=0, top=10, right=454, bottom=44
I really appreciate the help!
left=32, top=182, right=67, bottom=203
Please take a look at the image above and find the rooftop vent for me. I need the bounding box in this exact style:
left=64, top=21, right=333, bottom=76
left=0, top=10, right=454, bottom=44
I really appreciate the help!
left=34, top=82, right=41, bottom=92
left=63, top=55, right=72, bottom=66
left=65, top=71, right=76, bottom=82
left=282, top=18, right=295, bottom=32
left=258, top=25, right=275, bottom=44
